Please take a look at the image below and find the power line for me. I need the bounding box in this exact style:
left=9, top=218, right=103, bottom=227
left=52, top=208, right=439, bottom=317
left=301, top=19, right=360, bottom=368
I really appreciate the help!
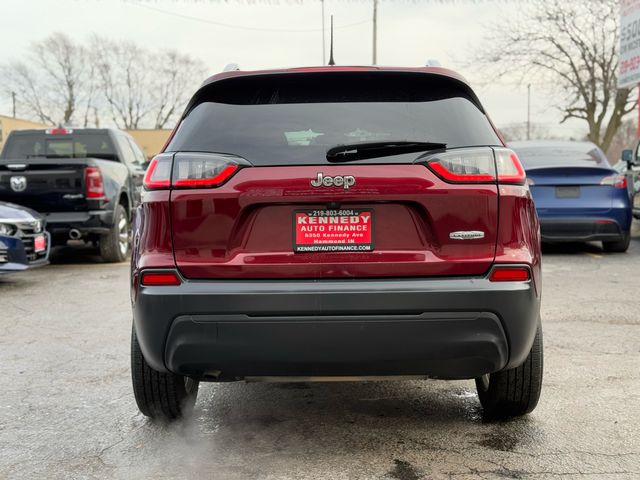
left=124, top=0, right=370, bottom=33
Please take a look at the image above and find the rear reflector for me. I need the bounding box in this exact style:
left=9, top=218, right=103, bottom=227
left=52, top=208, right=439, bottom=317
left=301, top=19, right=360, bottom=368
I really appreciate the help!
left=489, top=267, right=531, bottom=282
left=85, top=167, right=105, bottom=198
left=140, top=271, right=181, bottom=286
left=600, top=175, right=627, bottom=189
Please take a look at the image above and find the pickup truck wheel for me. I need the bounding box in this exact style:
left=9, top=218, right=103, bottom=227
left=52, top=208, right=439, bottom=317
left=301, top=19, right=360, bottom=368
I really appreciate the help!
left=100, top=205, right=129, bottom=262
left=475, top=321, right=543, bottom=419
left=131, top=325, right=199, bottom=421
left=602, top=231, right=631, bottom=253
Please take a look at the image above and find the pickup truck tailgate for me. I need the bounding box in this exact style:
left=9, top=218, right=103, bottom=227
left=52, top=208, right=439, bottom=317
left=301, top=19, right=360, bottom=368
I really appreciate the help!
left=0, top=161, right=88, bottom=212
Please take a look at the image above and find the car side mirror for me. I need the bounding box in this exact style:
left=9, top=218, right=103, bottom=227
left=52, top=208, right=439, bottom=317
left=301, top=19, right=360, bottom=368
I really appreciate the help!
left=621, top=150, right=640, bottom=169
left=631, top=145, right=640, bottom=167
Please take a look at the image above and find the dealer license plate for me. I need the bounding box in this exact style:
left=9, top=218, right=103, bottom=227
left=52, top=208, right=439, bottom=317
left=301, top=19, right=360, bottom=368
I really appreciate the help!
left=34, top=234, right=46, bottom=252
left=293, top=209, right=374, bottom=253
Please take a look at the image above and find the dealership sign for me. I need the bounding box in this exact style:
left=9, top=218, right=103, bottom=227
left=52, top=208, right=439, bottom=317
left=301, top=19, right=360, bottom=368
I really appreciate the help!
left=620, top=0, right=640, bottom=88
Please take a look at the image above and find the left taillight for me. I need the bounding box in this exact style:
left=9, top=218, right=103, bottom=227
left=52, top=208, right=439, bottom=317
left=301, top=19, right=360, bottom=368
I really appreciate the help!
left=601, top=175, right=627, bottom=189
left=85, top=167, right=105, bottom=198
left=426, top=148, right=496, bottom=183
left=172, top=152, right=242, bottom=188
left=424, top=147, right=526, bottom=185
left=143, top=153, right=173, bottom=190
left=143, top=152, right=246, bottom=190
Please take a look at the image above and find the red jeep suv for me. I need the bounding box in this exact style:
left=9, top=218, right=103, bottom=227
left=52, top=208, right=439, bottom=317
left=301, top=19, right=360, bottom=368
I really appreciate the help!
left=130, top=67, right=543, bottom=421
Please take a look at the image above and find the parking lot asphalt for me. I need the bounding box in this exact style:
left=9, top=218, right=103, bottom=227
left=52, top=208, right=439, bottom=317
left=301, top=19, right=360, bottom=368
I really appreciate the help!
left=1, top=226, right=640, bottom=480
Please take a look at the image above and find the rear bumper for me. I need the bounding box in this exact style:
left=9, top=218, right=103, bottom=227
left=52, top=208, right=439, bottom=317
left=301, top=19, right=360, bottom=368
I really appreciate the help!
left=539, top=218, right=627, bottom=242
left=45, top=211, right=113, bottom=239
left=133, top=274, right=541, bottom=381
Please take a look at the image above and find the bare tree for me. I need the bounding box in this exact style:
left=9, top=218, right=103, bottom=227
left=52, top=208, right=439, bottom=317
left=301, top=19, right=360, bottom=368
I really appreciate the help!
left=0, top=32, right=93, bottom=125
left=498, top=123, right=555, bottom=143
left=80, top=61, right=101, bottom=128
left=149, top=50, right=207, bottom=129
left=606, top=118, right=637, bottom=164
left=92, top=37, right=152, bottom=129
left=472, top=0, right=635, bottom=153
left=92, top=37, right=206, bottom=129
left=1, top=62, right=55, bottom=124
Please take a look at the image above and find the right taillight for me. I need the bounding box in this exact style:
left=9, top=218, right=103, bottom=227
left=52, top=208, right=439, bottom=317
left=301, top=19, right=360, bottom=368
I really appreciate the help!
left=424, top=147, right=526, bottom=185
left=600, top=175, right=627, bottom=189
left=494, top=148, right=526, bottom=185
left=85, top=167, right=105, bottom=198
left=143, top=152, right=246, bottom=190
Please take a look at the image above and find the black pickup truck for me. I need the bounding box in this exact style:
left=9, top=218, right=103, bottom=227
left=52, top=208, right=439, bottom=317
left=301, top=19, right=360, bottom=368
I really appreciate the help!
left=0, top=128, right=147, bottom=262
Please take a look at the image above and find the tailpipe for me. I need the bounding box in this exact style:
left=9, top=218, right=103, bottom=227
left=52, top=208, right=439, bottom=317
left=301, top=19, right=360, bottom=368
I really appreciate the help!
left=68, top=229, right=82, bottom=240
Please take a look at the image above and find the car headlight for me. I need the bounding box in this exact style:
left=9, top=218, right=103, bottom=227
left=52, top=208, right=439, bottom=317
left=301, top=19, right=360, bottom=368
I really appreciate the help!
left=30, top=220, right=43, bottom=233
left=0, top=223, right=17, bottom=236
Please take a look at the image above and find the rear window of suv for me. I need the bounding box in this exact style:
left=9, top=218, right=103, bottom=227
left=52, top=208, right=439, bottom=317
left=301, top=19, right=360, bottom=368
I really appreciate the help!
left=167, top=72, right=502, bottom=165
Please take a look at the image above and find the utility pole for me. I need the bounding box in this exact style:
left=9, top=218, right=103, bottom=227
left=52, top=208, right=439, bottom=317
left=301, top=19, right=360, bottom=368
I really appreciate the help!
left=12, top=91, right=16, bottom=118
left=372, top=0, right=378, bottom=65
left=527, top=84, right=531, bottom=140
left=321, top=0, right=326, bottom=65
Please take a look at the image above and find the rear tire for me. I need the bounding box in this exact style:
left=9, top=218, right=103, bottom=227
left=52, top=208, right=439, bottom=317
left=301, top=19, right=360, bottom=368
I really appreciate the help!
left=131, top=324, right=199, bottom=421
left=100, top=204, right=130, bottom=262
left=602, top=232, right=630, bottom=253
left=475, top=322, right=543, bottom=419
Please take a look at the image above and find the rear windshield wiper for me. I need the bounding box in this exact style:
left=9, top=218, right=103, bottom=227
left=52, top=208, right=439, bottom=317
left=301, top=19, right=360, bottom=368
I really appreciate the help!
left=326, top=141, right=446, bottom=162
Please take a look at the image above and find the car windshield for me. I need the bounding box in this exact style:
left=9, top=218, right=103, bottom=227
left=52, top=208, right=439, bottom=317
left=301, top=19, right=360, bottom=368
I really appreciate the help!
left=167, top=73, right=502, bottom=166
left=512, top=144, right=611, bottom=169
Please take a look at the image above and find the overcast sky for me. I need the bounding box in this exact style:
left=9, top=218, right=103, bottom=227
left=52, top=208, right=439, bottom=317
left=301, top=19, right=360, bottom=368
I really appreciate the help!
left=0, top=0, right=586, bottom=137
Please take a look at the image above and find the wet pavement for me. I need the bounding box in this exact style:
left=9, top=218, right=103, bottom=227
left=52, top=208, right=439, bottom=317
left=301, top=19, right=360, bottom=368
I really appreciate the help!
left=1, top=226, right=640, bottom=479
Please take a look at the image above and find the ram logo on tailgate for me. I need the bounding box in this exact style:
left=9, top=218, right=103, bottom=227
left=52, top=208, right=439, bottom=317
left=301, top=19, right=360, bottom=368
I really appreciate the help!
left=310, top=173, right=356, bottom=190
left=10, top=176, right=27, bottom=192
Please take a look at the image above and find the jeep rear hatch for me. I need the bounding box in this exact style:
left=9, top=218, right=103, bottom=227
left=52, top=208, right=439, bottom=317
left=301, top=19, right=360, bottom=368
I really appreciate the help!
left=163, top=71, right=510, bottom=279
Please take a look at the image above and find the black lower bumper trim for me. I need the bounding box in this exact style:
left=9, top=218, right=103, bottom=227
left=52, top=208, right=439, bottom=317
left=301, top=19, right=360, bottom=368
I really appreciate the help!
left=165, top=312, right=509, bottom=380
left=133, top=276, right=541, bottom=380
left=540, top=219, right=623, bottom=242
left=45, top=211, right=113, bottom=241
